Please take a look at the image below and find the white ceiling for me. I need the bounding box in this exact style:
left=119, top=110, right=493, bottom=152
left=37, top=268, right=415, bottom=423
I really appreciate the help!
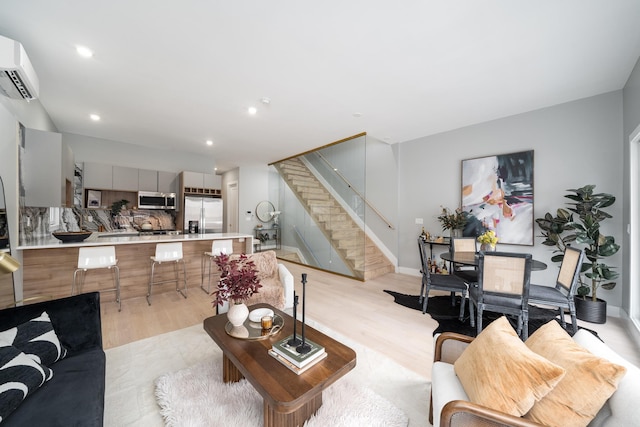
left=1, top=1, right=640, bottom=172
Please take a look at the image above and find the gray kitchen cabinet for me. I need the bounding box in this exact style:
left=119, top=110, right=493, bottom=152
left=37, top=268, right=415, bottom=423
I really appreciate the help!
left=83, top=162, right=113, bottom=189
left=182, top=171, right=220, bottom=189
left=181, top=171, right=203, bottom=188
left=138, top=169, right=158, bottom=192
left=23, top=128, right=75, bottom=207
left=158, top=171, right=177, bottom=193
left=204, top=173, right=221, bottom=189
left=112, top=166, right=138, bottom=191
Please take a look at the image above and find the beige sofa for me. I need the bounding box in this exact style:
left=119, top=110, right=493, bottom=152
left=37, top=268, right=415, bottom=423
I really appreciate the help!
left=430, top=319, right=640, bottom=427
left=216, top=250, right=294, bottom=314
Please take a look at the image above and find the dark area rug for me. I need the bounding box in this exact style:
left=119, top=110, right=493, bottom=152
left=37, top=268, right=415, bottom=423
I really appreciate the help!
left=383, top=290, right=595, bottom=338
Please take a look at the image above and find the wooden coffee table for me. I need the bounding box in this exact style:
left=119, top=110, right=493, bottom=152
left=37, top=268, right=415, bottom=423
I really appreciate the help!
left=203, top=303, right=357, bottom=427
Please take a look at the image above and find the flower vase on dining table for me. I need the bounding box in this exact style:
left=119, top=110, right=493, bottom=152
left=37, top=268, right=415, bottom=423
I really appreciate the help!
left=480, top=243, right=496, bottom=252
left=450, top=228, right=463, bottom=238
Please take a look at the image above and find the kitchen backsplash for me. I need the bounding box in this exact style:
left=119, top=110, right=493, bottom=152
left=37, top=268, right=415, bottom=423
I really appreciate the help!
left=20, top=207, right=176, bottom=241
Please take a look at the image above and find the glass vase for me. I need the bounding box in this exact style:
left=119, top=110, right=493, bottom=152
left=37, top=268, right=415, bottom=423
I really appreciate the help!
left=450, top=228, right=463, bottom=238
left=480, top=243, right=496, bottom=252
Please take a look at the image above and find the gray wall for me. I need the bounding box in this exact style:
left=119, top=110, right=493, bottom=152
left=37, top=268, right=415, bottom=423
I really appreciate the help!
left=397, top=91, right=624, bottom=310
left=365, top=136, right=398, bottom=257
left=238, top=165, right=270, bottom=235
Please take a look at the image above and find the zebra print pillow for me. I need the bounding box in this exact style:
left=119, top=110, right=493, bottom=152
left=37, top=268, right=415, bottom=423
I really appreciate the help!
left=0, top=342, right=53, bottom=422
left=0, top=312, right=67, bottom=367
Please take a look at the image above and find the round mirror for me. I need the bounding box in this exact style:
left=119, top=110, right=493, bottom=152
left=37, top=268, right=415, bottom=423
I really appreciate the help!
left=255, top=201, right=275, bottom=223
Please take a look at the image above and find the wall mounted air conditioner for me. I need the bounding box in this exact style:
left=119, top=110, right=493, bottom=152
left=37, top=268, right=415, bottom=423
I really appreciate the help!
left=0, top=35, right=39, bottom=100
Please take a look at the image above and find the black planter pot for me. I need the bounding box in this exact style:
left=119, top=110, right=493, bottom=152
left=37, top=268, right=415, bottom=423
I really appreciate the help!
left=574, top=296, right=607, bottom=324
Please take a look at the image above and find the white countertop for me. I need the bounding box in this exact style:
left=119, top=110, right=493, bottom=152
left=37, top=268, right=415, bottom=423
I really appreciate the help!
left=17, top=232, right=253, bottom=250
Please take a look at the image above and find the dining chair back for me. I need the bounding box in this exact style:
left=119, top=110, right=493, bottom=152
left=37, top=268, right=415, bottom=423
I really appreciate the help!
left=451, top=237, right=477, bottom=253
left=529, top=246, right=585, bottom=333
left=449, top=237, right=479, bottom=284
left=418, top=237, right=468, bottom=319
left=469, top=251, right=532, bottom=339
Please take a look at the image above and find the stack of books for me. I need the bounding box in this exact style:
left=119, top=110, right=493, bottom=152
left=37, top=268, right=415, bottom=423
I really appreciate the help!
left=268, top=335, right=327, bottom=375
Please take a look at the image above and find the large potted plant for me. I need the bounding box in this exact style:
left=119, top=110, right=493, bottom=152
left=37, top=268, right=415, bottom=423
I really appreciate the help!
left=536, top=185, right=619, bottom=323
left=212, top=253, right=261, bottom=327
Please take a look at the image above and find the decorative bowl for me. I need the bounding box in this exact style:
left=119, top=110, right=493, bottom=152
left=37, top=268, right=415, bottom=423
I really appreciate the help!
left=249, top=308, right=274, bottom=323
left=52, top=231, right=93, bottom=243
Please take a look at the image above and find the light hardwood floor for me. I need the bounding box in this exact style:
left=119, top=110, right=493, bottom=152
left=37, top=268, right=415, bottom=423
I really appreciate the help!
left=101, top=260, right=640, bottom=379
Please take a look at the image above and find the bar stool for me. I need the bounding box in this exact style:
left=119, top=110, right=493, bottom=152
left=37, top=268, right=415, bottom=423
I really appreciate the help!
left=147, top=242, right=187, bottom=305
left=72, top=246, right=121, bottom=311
left=201, top=239, right=234, bottom=293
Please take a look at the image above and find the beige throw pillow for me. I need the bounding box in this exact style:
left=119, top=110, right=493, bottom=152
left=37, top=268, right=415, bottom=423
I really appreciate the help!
left=524, top=320, right=627, bottom=427
left=454, top=316, right=566, bottom=417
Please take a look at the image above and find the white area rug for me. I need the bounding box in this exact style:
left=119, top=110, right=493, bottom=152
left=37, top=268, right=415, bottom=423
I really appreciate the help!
left=105, top=319, right=430, bottom=426
left=155, top=358, right=408, bottom=427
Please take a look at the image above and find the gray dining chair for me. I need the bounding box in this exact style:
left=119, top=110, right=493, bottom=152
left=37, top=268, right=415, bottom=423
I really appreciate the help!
left=529, top=246, right=585, bottom=334
left=449, top=237, right=479, bottom=284
left=418, top=237, right=468, bottom=319
left=469, top=251, right=532, bottom=339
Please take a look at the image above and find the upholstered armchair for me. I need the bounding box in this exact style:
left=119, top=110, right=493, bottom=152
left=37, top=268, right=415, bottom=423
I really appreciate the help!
left=216, top=250, right=294, bottom=314
left=430, top=324, right=640, bottom=427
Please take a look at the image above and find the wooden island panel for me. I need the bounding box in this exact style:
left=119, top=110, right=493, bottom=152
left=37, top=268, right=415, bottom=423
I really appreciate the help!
left=22, top=239, right=247, bottom=301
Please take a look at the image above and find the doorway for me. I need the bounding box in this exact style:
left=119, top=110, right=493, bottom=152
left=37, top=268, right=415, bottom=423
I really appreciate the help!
left=226, top=181, right=238, bottom=233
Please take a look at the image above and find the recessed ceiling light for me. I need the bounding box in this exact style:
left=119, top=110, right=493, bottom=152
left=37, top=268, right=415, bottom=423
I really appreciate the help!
left=248, top=107, right=257, bottom=115
left=353, top=112, right=363, bottom=118
left=76, top=45, right=94, bottom=58
left=206, top=140, right=213, bottom=146
left=90, top=114, right=100, bottom=121
left=261, top=97, right=271, bottom=105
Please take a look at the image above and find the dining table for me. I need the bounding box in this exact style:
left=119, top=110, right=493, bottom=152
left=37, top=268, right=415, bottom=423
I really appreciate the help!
left=440, top=251, right=548, bottom=271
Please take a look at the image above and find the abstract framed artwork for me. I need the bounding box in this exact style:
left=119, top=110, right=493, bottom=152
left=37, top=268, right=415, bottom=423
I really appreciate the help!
left=461, top=150, right=534, bottom=245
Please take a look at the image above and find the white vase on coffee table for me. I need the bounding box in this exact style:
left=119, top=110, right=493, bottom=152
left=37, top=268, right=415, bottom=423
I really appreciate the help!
left=227, top=302, right=249, bottom=327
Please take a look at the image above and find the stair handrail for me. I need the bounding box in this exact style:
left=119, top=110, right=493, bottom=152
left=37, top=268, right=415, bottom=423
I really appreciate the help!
left=312, top=151, right=395, bottom=230
left=292, top=225, right=320, bottom=266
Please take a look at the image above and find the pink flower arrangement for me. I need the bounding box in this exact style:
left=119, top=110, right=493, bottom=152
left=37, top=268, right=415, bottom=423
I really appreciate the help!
left=212, top=253, right=261, bottom=306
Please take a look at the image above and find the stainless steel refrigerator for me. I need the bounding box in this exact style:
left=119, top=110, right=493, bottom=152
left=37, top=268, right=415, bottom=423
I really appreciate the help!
left=183, top=196, right=223, bottom=233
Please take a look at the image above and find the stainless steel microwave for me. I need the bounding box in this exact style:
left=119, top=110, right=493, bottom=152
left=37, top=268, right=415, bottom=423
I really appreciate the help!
left=138, top=191, right=176, bottom=210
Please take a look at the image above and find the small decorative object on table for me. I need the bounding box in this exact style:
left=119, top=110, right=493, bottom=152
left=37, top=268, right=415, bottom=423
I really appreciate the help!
left=287, top=292, right=302, bottom=347
left=477, top=230, right=498, bottom=251
left=269, top=335, right=327, bottom=375
left=212, top=253, right=261, bottom=327
left=296, top=273, right=311, bottom=354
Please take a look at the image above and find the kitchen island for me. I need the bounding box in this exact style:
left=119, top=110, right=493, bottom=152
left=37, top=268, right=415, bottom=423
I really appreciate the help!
left=17, top=232, right=254, bottom=302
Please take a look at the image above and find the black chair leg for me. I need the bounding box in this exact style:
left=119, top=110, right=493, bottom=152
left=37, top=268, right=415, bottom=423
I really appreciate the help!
left=422, top=285, right=431, bottom=314
left=419, top=275, right=426, bottom=304
left=559, top=308, right=567, bottom=328
left=469, top=300, right=476, bottom=327
left=476, top=307, right=483, bottom=335
left=458, top=291, right=466, bottom=321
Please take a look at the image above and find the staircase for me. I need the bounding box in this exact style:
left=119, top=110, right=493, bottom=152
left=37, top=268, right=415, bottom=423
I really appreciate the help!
left=274, top=158, right=394, bottom=280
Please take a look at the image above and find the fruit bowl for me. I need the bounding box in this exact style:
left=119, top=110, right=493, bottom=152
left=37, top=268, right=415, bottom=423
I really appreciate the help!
left=52, top=231, right=93, bottom=243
